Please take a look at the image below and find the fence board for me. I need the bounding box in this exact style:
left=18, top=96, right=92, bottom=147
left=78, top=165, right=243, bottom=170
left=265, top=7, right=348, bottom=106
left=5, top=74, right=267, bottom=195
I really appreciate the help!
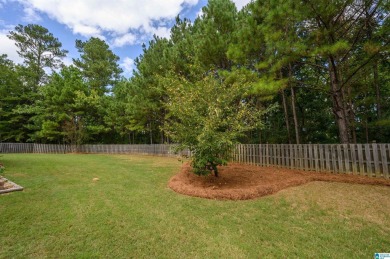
left=253, top=144, right=257, bottom=165
left=380, top=144, right=389, bottom=179
left=240, top=144, right=244, bottom=164
left=372, top=143, right=380, bottom=177
left=291, top=145, right=295, bottom=169
left=365, top=144, right=373, bottom=177
left=324, top=145, right=330, bottom=172
left=343, top=144, right=350, bottom=173
left=313, top=144, right=319, bottom=172
left=357, top=145, right=365, bottom=175
left=238, top=144, right=241, bottom=163
left=250, top=144, right=254, bottom=165
left=307, top=145, right=312, bottom=170
left=337, top=145, right=343, bottom=173
left=303, top=145, right=308, bottom=170
left=350, top=144, right=357, bottom=174
left=1, top=143, right=389, bottom=178
left=318, top=145, right=323, bottom=171
left=296, top=145, right=301, bottom=170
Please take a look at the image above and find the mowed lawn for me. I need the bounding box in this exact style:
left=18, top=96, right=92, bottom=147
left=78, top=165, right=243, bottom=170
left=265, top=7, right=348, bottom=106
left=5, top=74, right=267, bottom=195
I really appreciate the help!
left=1, top=154, right=389, bottom=258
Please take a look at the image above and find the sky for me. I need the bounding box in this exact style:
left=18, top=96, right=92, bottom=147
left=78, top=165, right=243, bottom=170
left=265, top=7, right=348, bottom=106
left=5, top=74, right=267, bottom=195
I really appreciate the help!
left=0, top=0, right=251, bottom=78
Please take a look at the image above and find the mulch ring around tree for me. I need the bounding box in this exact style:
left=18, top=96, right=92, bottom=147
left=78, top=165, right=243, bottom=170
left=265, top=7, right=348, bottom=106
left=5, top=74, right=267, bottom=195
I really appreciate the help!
left=168, top=163, right=390, bottom=200
left=0, top=176, right=24, bottom=194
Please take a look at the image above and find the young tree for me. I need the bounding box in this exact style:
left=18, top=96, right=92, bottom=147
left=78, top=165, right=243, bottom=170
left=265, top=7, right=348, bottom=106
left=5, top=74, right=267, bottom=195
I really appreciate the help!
left=164, top=71, right=268, bottom=176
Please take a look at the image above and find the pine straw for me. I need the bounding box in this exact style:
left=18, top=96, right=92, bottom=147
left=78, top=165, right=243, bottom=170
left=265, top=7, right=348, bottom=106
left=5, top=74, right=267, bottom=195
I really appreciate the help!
left=168, top=163, right=390, bottom=200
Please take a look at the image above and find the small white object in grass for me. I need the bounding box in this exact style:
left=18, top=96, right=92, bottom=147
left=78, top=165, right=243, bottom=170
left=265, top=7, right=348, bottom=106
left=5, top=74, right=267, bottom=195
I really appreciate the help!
left=93, top=178, right=99, bottom=182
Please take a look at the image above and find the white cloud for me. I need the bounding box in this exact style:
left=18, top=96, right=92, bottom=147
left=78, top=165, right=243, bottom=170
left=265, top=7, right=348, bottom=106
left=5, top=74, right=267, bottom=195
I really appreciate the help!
left=196, top=0, right=251, bottom=20
left=22, top=5, right=41, bottom=22
left=0, top=29, right=23, bottom=64
left=121, top=57, right=135, bottom=77
left=15, top=0, right=200, bottom=47
left=72, top=24, right=105, bottom=39
left=62, top=56, right=73, bottom=67
left=0, top=0, right=8, bottom=9
left=111, top=33, right=137, bottom=48
left=148, top=26, right=171, bottom=39
left=232, top=0, right=252, bottom=10
left=196, top=8, right=203, bottom=18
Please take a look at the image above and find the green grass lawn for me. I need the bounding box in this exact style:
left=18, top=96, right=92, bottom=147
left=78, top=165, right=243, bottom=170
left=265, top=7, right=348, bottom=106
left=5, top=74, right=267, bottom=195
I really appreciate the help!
left=1, top=154, right=389, bottom=258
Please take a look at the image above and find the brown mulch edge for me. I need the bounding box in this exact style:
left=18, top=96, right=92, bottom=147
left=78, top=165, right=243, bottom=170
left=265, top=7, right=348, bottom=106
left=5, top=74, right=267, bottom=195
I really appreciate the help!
left=168, top=163, right=390, bottom=200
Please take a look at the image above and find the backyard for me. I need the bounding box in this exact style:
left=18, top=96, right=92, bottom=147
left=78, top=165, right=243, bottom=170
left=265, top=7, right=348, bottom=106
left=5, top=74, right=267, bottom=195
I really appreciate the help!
left=1, top=154, right=389, bottom=258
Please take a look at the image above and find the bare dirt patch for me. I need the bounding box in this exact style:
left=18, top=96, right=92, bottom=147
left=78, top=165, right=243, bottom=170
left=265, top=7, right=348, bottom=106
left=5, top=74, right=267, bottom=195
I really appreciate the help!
left=168, top=163, right=390, bottom=200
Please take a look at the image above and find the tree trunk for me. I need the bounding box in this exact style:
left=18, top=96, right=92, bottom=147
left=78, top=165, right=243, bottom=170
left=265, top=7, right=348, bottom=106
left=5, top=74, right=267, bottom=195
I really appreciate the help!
left=288, top=64, right=300, bottom=144
left=149, top=122, right=153, bottom=144
left=365, top=6, right=381, bottom=141
left=213, top=164, right=219, bottom=177
left=365, top=4, right=381, bottom=120
left=290, top=87, right=300, bottom=144
left=329, top=58, right=349, bottom=144
left=258, top=129, right=262, bottom=144
left=345, top=66, right=356, bottom=144
left=374, top=60, right=381, bottom=117
left=281, top=90, right=292, bottom=144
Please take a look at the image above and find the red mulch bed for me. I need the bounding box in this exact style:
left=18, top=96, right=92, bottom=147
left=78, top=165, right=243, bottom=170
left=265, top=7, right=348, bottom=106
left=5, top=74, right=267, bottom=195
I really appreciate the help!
left=168, top=163, right=390, bottom=200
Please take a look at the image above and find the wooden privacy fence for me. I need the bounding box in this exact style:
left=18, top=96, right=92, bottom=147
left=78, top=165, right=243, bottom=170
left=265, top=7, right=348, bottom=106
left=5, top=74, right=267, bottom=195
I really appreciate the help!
left=1, top=143, right=389, bottom=178
left=232, top=144, right=390, bottom=178
left=0, top=143, right=191, bottom=157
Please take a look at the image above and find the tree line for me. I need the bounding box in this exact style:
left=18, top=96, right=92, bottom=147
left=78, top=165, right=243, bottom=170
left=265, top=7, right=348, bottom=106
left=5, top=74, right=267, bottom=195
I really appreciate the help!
left=1, top=0, right=389, bottom=148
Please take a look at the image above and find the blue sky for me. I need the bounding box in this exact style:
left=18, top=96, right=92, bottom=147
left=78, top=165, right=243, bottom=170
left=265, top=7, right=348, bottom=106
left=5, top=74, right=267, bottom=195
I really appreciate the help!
left=0, top=0, right=250, bottom=78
